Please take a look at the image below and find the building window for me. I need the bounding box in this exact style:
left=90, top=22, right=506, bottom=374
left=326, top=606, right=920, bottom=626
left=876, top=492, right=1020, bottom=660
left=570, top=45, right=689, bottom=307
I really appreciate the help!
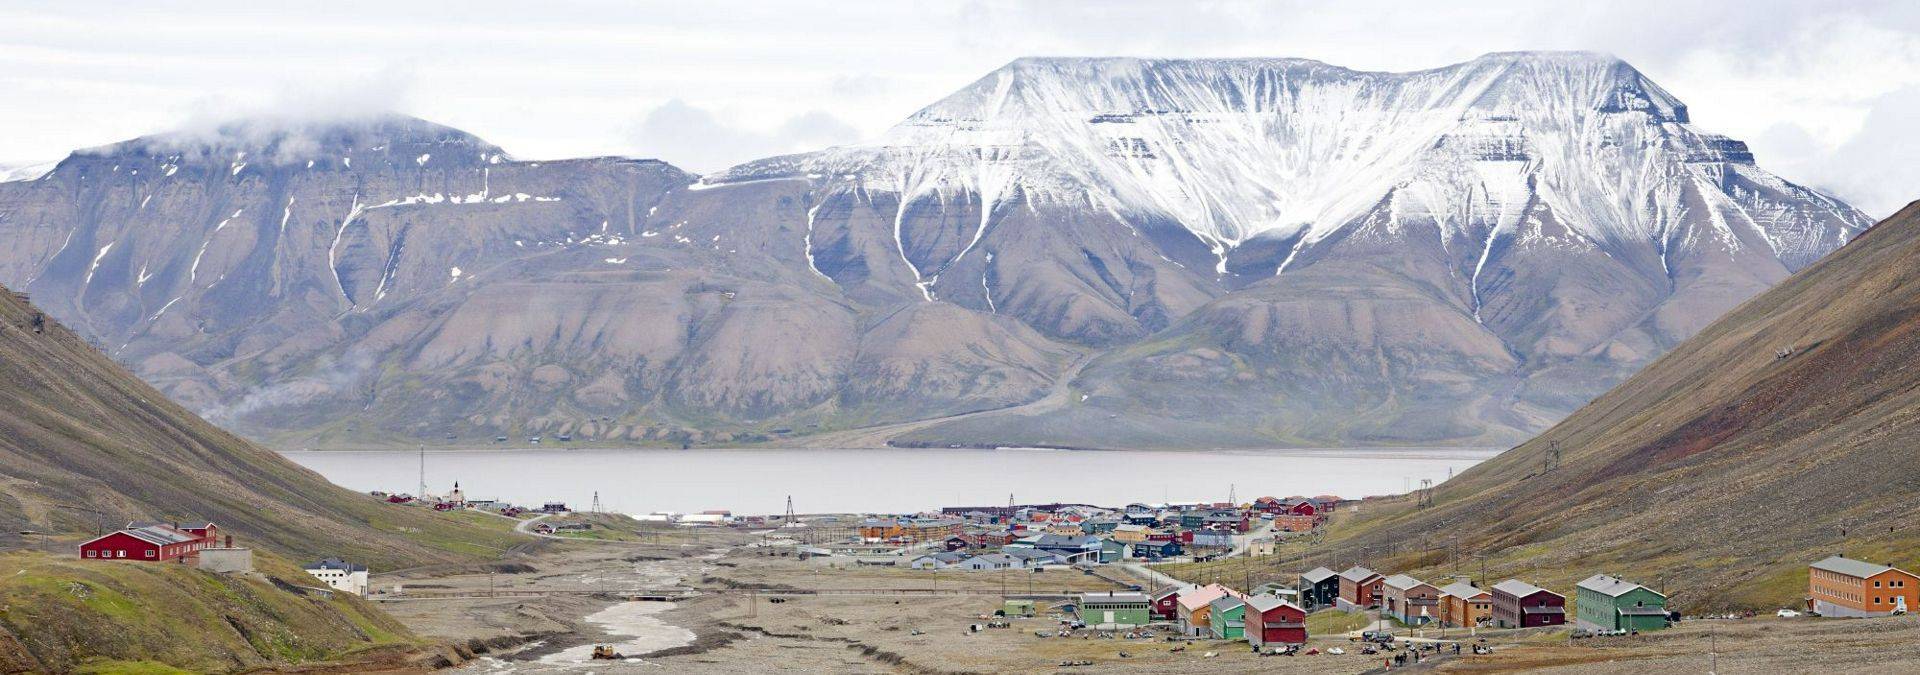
left=116, top=550, right=125, bottom=558
left=85, top=550, right=96, bottom=558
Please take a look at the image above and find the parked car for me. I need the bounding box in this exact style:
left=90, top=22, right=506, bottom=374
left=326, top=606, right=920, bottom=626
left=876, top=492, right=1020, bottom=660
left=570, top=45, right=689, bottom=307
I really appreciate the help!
left=1776, top=609, right=1801, bottom=618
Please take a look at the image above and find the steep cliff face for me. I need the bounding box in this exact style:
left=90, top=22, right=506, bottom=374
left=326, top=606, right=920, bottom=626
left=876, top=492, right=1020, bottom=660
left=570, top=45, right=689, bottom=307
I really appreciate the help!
left=0, top=53, right=1875, bottom=448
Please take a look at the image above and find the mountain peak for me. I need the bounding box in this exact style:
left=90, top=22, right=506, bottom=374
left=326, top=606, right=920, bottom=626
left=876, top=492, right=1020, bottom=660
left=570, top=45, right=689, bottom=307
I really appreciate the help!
left=67, top=113, right=507, bottom=171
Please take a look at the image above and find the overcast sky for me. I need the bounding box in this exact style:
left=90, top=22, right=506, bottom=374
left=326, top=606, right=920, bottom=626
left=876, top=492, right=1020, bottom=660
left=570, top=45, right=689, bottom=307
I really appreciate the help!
left=4, top=0, right=1917, bottom=215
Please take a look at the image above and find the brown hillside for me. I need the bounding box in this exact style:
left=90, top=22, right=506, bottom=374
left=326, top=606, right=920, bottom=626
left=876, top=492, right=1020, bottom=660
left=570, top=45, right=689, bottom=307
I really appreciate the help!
left=0, top=283, right=514, bottom=569
left=1317, top=201, right=1920, bottom=610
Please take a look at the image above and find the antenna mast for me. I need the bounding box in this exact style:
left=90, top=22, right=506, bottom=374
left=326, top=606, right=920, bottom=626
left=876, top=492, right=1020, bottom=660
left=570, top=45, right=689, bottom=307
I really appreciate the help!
left=417, top=444, right=426, bottom=498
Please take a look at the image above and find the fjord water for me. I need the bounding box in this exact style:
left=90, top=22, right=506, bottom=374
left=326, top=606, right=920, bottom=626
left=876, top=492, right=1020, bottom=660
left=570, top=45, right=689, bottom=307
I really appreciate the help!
left=279, top=447, right=1499, bottom=515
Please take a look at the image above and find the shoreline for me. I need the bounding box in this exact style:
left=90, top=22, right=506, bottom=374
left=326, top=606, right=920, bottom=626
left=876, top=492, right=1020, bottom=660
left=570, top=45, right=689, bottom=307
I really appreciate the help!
left=270, top=442, right=1505, bottom=452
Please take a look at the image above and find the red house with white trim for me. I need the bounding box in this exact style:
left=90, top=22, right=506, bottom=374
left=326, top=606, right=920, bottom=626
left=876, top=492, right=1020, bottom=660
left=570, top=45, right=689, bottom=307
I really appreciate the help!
left=1151, top=587, right=1182, bottom=620
left=78, top=522, right=219, bottom=562
left=1245, top=595, right=1308, bottom=648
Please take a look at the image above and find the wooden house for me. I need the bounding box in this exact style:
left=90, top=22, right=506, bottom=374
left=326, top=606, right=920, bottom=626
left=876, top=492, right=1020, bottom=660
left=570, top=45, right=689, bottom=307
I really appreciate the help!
left=1381, top=574, right=1441, bottom=625
left=1298, top=567, right=1340, bottom=609
left=1208, top=596, right=1247, bottom=639
left=1492, top=579, right=1565, bottom=628
left=1245, top=596, right=1308, bottom=649
left=1808, top=556, right=1920, bottom=618
left=1151, top=587, right=1182, bottom=620
left=1337, top=566, right=1383, bottom=610
left=1080, top=591, right=1151, bottom=627
left=1575, top=575, right=1669, bottom=632
left=1438, top=581, right=1492, bottom=627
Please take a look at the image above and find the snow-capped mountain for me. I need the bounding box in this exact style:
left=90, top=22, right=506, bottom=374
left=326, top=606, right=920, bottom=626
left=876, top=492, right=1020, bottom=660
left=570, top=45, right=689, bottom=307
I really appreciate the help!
left=717, top=52, right=1859, bottom=283
left=0, top=53, right=1877, bottom=449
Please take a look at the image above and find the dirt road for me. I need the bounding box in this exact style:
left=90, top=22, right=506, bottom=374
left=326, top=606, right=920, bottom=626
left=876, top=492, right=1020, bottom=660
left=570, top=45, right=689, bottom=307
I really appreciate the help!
left=791, top=352, right=1093, bottom=449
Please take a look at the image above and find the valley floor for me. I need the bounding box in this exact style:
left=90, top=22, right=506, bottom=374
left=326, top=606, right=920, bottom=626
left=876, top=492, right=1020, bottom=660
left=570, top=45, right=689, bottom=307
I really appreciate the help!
left=370, top=525, right=1920, bottom=674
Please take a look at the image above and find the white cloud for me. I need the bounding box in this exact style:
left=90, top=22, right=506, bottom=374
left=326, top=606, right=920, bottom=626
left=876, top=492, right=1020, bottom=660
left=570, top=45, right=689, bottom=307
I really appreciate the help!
left=0, top=0, right=1914, bottom=213
left=628, top=100, right=860, bottom=173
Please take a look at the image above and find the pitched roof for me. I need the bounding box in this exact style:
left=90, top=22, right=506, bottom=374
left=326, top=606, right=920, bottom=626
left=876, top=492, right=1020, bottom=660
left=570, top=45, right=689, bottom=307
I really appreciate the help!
left=1301, top=566, right=1339, bottom=583
left=1005, top=548, right=1059, bottom=561
left=1493, top=579, right=1558, bottom=598
left=1152, top=587, right=1181, bottom=601
left=1576, top=574, right=1664, bottom=599
left=1081, top=591, right=1149, bottom=605
left=1439, top=581, right=1488, bottom=599
left=1339, top=566, right=1378, bottom=583
left=96, top=525, right=199, bottom=547
left=1811, top=555, right=1905, bottom=579
left=1244, top=595, right=1303, bottom=613
left=1209, top=596, right=1246, bottom=613
left=1383, top=574, right=1431, bottom=591
left=305, top=557, right=367, bottom=572
left=1177, top=583, right=1241, bottom=611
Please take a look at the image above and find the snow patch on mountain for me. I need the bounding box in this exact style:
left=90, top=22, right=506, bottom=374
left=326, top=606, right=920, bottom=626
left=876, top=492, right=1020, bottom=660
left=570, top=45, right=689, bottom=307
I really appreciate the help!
left=709, top=52, right=1869, bottom=275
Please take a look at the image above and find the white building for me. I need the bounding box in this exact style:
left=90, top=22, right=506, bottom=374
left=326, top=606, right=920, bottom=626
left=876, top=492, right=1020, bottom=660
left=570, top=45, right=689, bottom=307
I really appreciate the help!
left=304, top=558, right=370, bottom=595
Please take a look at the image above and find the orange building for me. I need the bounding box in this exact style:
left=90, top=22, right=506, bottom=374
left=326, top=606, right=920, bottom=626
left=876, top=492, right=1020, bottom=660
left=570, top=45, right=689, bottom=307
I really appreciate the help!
left=1809, top=556, right=1920, bottom=617
left=859, top=518, right=964, bottom=543
left=1438, top=581, right=1493, bottom=627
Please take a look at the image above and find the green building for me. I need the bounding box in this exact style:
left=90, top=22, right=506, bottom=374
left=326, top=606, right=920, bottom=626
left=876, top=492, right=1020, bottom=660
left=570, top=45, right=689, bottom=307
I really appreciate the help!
left=1574, top=575, right=1668, bottom=632
left=1079, top=591, right=1152, bottom=627
left=1208, top=596, right=1246, bottom=639
left=1098, top=538, right=1128, bottom=563
left=1000, top=599, right=1035, bottom=617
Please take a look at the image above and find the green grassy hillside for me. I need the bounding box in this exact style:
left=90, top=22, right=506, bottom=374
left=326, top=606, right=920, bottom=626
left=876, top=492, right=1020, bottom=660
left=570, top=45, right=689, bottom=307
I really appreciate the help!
left=1289, top=202, right=1920, bottom=610
left=0, top=284, right=518, bottom=570
left=0, top=552, right=420, bottom=673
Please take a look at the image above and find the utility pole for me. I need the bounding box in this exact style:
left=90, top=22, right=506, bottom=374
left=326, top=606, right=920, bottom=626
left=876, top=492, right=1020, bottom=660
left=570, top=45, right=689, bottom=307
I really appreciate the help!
left=417, top=444, right=426, bottom=498
left=1709, top=624, right=1717, bottom=675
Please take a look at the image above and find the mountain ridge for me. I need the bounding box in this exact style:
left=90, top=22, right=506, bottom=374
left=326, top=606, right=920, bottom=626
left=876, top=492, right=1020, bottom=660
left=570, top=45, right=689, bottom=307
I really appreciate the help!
left=0, top=52, right=1875, bottom=449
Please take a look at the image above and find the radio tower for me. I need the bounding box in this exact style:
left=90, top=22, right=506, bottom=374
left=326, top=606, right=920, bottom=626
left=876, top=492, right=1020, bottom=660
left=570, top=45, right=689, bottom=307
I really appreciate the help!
left=591, top=491, right=603, bottom=514
left=785, top=495, right=797, bottom=524
left=417, top=444, right=426, bottom=498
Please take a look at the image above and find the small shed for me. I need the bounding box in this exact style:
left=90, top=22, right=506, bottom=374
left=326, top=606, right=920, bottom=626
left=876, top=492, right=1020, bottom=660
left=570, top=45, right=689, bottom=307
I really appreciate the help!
left=1001, top=599, right=1036, bottom=617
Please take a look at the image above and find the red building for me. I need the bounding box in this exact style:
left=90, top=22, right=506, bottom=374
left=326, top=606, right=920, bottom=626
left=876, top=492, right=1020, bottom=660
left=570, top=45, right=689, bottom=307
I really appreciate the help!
left=175, top=522, right=219, bottom=543
left=1492, top=579, right=1566, bottom=628
left=79, top=522, right=215, bottom=562
left=1245, top=596, right=1308, bottom=648
left=1339, top=566, right=1384, bottom=609
left=1151, top=587, right=1182, bottom=620
left=1274, top=515, right=1318, bottom=532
